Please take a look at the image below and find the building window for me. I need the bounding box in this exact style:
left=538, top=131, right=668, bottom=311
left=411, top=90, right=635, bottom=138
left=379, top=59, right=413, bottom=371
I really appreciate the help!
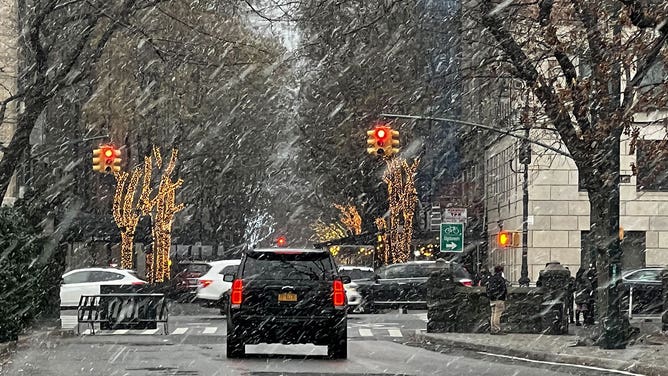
left=637, top=140, right=668, bottom=191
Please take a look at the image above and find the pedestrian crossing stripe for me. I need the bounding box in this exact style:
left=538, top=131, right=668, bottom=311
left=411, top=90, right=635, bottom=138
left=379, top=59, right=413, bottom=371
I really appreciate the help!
left=172, top=327, right=188, bottom=335
left=74, top=327, right=405, bottom=337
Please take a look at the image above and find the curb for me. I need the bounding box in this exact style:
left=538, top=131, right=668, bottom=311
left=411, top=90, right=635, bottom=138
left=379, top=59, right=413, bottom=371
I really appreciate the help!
left=414, top=332, right=668, bottom=376
left=0, top=328, right=73, bottom=355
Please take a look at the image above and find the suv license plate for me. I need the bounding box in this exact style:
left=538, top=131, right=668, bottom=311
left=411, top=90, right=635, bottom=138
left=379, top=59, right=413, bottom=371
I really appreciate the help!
left=278, top=292, right=297, bottom=302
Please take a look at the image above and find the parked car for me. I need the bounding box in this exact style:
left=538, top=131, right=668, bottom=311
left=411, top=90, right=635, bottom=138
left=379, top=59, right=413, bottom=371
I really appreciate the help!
left=338, top=265, right=375, bottom=280
left=354, top=260, right=473, bottom=312
left=621, top=267, right=665, bottom=314
left=172, top=261, right=211, bottom=295
left=195, top=259, right=241, bottom=314
left=338, top=266, right=374, bottom=313
left=225, top=248, right=350, bottom=358
left=60, top=268, right=146, bottom=308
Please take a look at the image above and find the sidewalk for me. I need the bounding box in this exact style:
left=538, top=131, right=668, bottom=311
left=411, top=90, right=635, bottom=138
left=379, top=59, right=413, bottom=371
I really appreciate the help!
left=414, top=327, right=668, bottom=376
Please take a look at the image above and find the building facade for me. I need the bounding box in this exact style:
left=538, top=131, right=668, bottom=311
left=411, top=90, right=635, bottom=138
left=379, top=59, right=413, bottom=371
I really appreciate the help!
left=485, top=110, right=668, bottom=283
left=0, top=0, right=18, bottom=205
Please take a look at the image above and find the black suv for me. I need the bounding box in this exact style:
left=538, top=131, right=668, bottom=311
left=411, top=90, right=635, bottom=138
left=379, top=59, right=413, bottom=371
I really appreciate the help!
left=224, top=248, right=350, bottom=358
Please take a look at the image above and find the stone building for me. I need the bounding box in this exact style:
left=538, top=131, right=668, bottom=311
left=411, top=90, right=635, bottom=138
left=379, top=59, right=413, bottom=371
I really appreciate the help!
left=0, top=0, right=18, bottom=205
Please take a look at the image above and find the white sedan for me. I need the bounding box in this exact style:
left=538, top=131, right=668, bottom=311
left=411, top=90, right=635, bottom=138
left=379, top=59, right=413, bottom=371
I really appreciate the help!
left=196, top=259, right=241, bottom=313
left=60, top=268, right=146, bottom=307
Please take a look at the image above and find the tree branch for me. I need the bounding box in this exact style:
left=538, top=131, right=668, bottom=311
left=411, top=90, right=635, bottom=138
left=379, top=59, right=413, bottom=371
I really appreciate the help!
left=480, top=0, right=582, bottom=158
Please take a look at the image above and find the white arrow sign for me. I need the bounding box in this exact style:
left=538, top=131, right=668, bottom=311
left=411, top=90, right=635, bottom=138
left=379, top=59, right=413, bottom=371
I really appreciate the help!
left=445, top=242, right=457, bottom=250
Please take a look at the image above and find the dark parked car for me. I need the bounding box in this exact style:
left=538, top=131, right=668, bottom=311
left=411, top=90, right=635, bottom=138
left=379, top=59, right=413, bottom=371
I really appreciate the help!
left=355, top=260, right=473, bottom=312
left=225, top=248, right=350, bottom=359
left=172, top=261, right=211, bottom=296
left=621, top=267, right=665, bottom=315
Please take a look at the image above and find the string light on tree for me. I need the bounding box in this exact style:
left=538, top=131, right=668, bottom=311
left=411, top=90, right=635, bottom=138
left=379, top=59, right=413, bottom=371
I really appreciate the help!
left=383, top=158, right=419, bottom=264
left=333, top=204, right=362, bottom=235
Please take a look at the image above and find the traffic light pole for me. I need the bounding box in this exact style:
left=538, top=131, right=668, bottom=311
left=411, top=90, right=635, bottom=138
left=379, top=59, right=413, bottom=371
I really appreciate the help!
left=518, top=126, right=530, bottom=287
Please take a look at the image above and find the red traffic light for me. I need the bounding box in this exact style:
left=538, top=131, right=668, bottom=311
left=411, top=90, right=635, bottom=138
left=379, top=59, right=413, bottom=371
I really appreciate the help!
left=276, top=236, right=287, bottom=247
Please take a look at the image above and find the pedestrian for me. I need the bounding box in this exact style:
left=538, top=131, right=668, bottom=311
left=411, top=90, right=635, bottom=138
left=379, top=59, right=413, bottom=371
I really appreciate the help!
left=477, top=268, right=491, bottom=287
left=584, top=265, right=597, bottom=325
left=566, top=268, right=575, bottom=324
left=486, top=265, right=508, bottom=335
left=574, top=267, right=593, bottom=326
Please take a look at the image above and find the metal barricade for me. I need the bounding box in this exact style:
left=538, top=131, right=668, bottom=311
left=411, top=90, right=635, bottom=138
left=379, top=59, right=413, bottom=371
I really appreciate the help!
left=76, top=293, right=168, bottom=335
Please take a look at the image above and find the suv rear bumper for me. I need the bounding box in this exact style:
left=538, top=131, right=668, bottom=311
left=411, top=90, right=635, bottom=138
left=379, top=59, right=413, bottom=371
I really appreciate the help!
left=228, top=312, right=346, bottom=344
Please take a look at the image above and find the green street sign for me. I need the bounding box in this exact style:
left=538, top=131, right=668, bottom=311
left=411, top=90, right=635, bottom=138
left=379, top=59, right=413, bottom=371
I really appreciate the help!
left=440, top=223, right=464, bottom=253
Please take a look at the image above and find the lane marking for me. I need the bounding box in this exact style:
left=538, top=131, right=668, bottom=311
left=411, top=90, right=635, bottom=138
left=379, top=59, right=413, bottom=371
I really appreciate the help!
left=141, top=329, right=160, bottom=335
left=202, top=327, right=218, bottom=334
left=359, top=328, right=373, bottom=337
left=388, top=329, right=403, bottom=337
left=113, top=329, right=129, bottom=335
left=172, top=327, right=188, bottom=335
left=81, top=329, right=91, bottom=335
left=477, top=351, right=645, bottom=376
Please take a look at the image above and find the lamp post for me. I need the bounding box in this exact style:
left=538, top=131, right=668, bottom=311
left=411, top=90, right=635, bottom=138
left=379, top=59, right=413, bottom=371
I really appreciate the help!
left=518, top=125, right=531, bottom=287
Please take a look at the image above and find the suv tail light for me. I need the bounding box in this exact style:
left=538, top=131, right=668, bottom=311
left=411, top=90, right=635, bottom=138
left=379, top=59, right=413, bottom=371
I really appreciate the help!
left=230, top=279, right=243, bottom=306
left=460, top=279, right=473, bottom=287
left=332, top=280, right=345, bottom=307
left=199, top=279, right=213, bottom=288
left=131, top=281, right=145, bottom=286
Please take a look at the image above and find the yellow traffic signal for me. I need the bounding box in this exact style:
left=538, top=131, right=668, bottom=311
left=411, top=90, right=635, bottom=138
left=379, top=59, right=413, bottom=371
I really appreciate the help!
left=92, top=145, right=121, bottom=174
left=367, top=124, right=400, bottom=157
left=497, top=231, right=521, bottom=248
left=92, top=148, right=102, bottom=172
left=387, top=129, right=400, bottom=157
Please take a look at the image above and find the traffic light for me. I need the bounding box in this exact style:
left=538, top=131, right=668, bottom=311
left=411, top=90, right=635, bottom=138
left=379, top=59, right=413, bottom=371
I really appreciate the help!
left=366, top=125, right=400, bottom=157
left=497, top=231, right=521, bottom=248
left=92, top=144, right=121, bottom=174
left=276, top=236, right=287, bottom=247
left=387, top=129, right=400, bottom=157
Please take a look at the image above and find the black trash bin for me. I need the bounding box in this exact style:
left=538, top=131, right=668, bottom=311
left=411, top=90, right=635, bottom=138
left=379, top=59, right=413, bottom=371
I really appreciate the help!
left=538, top=266, right=571, bottom=335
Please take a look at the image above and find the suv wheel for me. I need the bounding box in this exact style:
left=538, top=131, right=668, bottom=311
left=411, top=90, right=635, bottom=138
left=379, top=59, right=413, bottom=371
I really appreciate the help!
left=226, top=330, right=245, bottom=358
left=327, top=324, right=347, bottom=359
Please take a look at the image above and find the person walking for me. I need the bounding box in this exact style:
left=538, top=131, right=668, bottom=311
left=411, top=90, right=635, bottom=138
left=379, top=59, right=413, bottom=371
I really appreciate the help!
left=566, top=268, right=575, bottom=324
left=487, top=265, right=508, bottom=335
left=574, top=267, right=593, bottom=326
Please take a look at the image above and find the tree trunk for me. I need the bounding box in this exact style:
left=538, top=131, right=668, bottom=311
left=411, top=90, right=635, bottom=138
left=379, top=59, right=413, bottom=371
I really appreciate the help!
left=0, top=95, right=48, bottom=199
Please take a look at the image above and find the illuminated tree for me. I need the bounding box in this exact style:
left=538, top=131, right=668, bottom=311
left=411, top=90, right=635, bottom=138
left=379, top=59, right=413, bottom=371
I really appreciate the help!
left=112, top=166, right=143, bottom=269
left=333, top=204, right=362, bottom=236
left=383, top=158, right=419, bottom=264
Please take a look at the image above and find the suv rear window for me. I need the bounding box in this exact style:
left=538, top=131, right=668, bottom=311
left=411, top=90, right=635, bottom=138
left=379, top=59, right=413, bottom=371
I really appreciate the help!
left=340, top=269, right=374, bottom=280
left=379, top=263, right=471, bottom=279
left=241, top=252, right=336, bottom=280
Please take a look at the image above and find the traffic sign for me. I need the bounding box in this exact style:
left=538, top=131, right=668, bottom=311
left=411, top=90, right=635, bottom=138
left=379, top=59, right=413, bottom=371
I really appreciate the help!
left=440, top=223, right=464, bottom=253
left=443, top=208, right=467, bottom=223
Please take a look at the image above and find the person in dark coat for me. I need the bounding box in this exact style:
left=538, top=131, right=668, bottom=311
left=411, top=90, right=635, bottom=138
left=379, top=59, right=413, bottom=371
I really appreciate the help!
left=476, top=268, right=491, bottom=287
left=574, top=267, right=594, bottom=326
left=566, top=268, right=575, bottom=324
left=486, top=265, right=508, bottom=334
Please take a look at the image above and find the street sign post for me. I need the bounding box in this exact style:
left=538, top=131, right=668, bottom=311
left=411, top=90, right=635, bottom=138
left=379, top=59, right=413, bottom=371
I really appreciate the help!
left=440, top=223, right=464, bottom=253
left=443, top=208, right=467, bottom=224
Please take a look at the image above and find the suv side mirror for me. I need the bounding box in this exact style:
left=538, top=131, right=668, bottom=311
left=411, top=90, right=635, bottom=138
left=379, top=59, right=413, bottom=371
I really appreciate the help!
left=340, top=275, right=352, bottom=284
left=223, top=274, right=235, bottom=282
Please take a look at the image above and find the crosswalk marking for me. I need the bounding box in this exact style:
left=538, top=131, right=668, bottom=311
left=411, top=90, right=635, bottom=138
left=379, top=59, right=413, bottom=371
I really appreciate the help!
left=358, top=328, right=373, bottom=337
left=172, top=327, right=188, bottom=335
left=63, top=320, right=414, bottom=338
left=202, top=327, right=218, bottom=334
left=388, top=329, right=402, bottom=337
